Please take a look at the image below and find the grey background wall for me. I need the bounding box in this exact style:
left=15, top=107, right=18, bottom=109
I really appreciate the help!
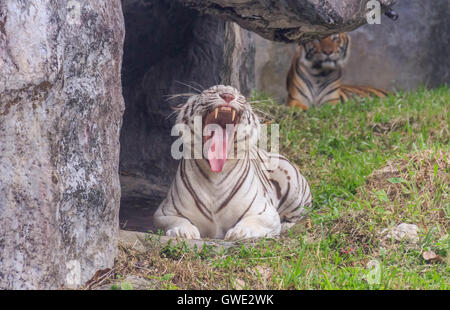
left=255, top=0, right=450, bottom=104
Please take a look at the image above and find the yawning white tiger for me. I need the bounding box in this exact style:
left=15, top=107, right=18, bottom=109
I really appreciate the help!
left=154, top=85, right=311, bottom=240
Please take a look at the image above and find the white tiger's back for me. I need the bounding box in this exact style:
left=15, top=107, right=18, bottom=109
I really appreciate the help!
left=259, top=150, right=312, bottom=229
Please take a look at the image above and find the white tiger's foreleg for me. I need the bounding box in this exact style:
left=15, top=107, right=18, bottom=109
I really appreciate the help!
left=224, top=206, right=281, bottom=241
left=153, top=213, right=201, bottom=239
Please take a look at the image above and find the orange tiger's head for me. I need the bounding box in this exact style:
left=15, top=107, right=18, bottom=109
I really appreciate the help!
left=299, top=33, right=350, bottom=72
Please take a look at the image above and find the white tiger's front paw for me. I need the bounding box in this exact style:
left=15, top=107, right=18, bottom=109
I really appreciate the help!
left=224, top=224, right=275, bottom=241
left=166, top=223, right=201, bottom=239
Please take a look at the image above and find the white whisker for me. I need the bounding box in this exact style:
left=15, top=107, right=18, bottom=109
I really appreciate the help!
left=247, top=98, right=275, bottom=104
left=189, top=81, right=205, bottom=92
left=164, top=93, right=197, bottom=102
left=174, top=80, right=203, bottom=93
left=251, top=108, right=274, bottom=119
left=165, top=109, right=180, bottom=120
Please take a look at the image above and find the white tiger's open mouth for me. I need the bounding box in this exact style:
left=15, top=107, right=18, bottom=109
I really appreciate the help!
left=203, top=105, right=240, bottom=173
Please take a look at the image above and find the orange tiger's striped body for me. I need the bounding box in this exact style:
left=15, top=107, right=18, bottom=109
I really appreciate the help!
left=339, top=85, right=388, bottom=101
left=287, top=33, right=388, bottom=110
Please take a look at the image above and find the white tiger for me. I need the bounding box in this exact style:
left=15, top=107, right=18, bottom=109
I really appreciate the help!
left=154, top=85, right=312, bottom=241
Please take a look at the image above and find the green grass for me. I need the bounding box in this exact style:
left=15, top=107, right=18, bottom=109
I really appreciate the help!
left=113, top=86, right=449, bottom=290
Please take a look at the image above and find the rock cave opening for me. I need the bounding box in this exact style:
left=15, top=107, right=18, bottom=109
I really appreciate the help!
left=118, top=0, right=255, bottom=233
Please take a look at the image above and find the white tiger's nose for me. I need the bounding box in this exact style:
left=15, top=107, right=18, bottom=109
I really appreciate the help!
left=220, top=93, right=235, bottom=103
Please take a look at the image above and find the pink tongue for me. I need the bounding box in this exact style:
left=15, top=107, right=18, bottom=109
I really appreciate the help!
left=208, top=129, right=228, bottom=172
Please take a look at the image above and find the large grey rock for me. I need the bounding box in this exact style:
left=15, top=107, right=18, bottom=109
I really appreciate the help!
left=181, top=0, right=398, bottom=43
left=0, top=0, right=124, bottom=289
left=119, top=0, right=255, bottom=227
left=254, top=0, right=449, bottom=102
left=381, top=223, right=419, bottom=244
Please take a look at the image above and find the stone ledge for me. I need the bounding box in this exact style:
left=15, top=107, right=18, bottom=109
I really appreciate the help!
left=118, top=229, right=237, bottom=253
left=179, top=0, right=398, bottom=43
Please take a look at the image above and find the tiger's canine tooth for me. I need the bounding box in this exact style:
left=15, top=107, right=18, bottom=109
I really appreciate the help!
left=232, top=110, right=236, bottom=122
left=214, top=108, right=218, bottom=119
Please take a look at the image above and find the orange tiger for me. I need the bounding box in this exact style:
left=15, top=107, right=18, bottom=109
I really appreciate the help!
left=286, top=33, right=388, bottom=110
